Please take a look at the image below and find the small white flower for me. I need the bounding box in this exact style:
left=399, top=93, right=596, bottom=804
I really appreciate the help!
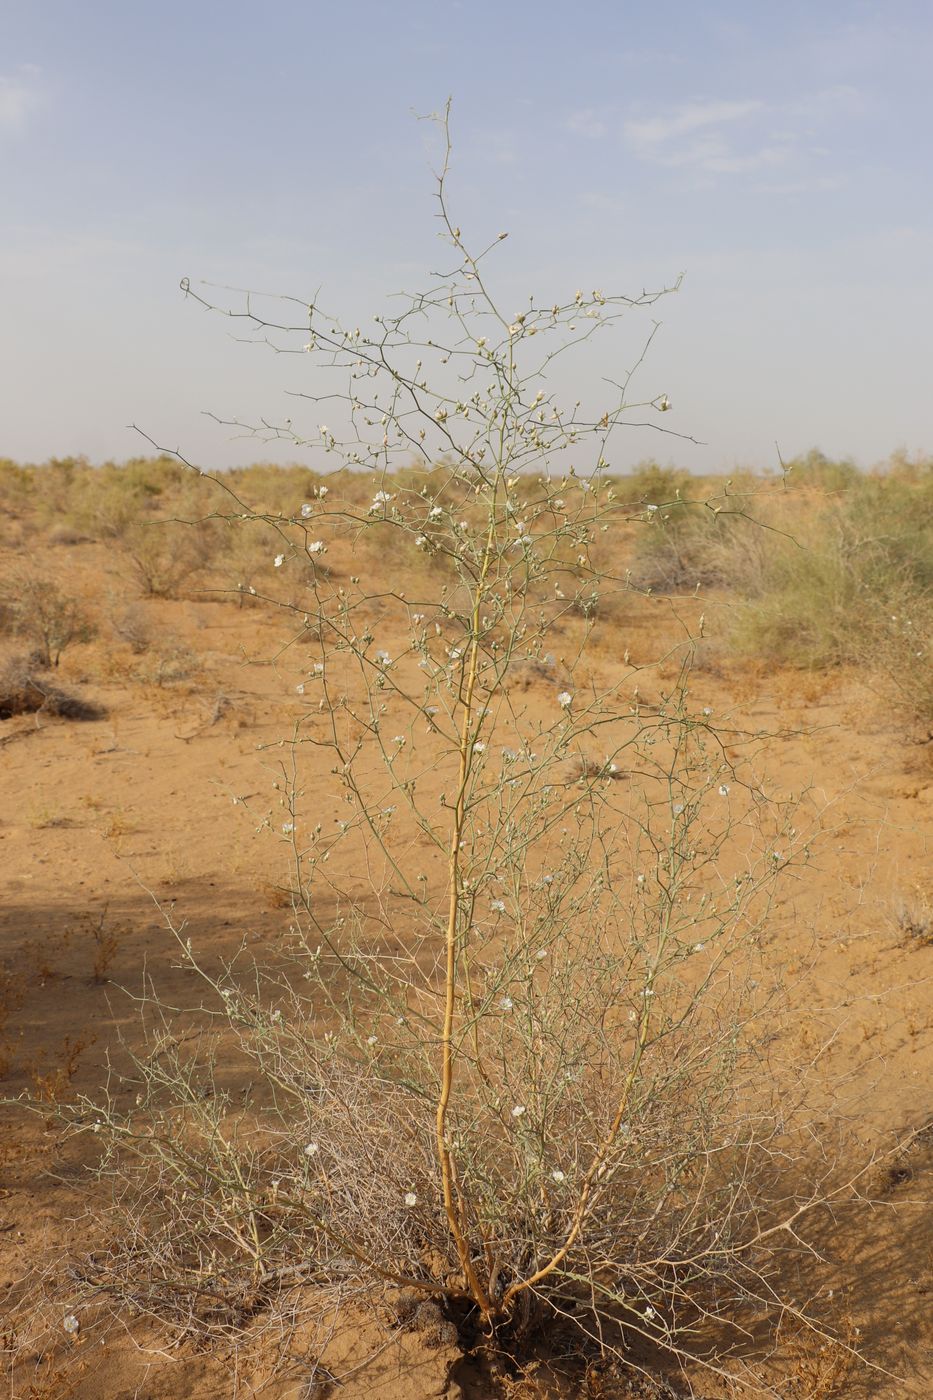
left=491, top=899, right=506, bottom=913
left=499, top=996, right=514, bottom=1011
left=374, top=649, right=392, bottom=666
left=646, top=503, right=659, bottom=513
left=694, top=942, right=705, bottom=952
left=282, top=822, right=294, bottom=834
left=644, top=1304, right=656, bottom=1320
left=312, top=663, right=324, bottom=675
left=304, top=1142, right=319, bottom=1157
left=63, top=1314, right=80, bottom=1336
left=318, top=485, right=328, bottom=498
left=673, top=802, right=684, bottom=814
left=296, top=683, right=305, bottom=695
left=508, top=322, right=522, bottom=336
left=557, top=691, right=573, bottom=709
left=367, top=1034, right=378, bottom=1046
left=657, top=394, right=671, bottom=412
left=536, top=948, right=548, bottom=960
left=636, top=873, right=645, bottom=885
left=718, top=784, right=730, bottom=796
left=412, top=613, right=425, bottom=624
left=429, top=505, right=443, bottom=518
left=476, top=336, right=487, bottom=348
left=771, top=850, right=783, bottom=861
left=551, top=1169, right=565, bottom=1183
left=404, top=1191, right=418, bottom=1207
left=473, top=740, right=486, bottom=753
left=300, top=503, right=313, bottom=518
left=511, top=1104, right=527, bottom=1118
left=274, top=553, right=285, bottom=568
left=393, top=735, right=405, bottom=745
left=307, top=540, right=326, bottom=555
left=415, top=535, right=429, bottom=549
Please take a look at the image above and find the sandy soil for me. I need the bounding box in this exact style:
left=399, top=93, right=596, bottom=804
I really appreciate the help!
left=1, top=528, right=931, bottom=1398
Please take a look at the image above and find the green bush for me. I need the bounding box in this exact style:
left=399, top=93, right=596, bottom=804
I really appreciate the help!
left=781, top=448, right=861, bottom=494
left=615, top=459, right=692, bottom=506
left=727, top=472, right=933, bottom=722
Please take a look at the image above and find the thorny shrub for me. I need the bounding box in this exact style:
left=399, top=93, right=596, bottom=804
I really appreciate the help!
left=58, top=109, right=860, bottom=1390
left=0, top=571, right=96, bottom=667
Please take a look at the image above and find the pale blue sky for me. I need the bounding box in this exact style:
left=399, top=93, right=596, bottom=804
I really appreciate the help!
left=2, top=1, right=931, bottom=473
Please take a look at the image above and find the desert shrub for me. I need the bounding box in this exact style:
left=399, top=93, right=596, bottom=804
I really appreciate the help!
left=860, top=583, right=933, bottom=728
left=882, top=447, right=933, bottom=483
left=226, top=462, right=324, bottom=516
left=208, top=515, right=283, bottom=603
left=29, top=456, right=191, bottom=542
left=629, top=498, right=772, bottom=592
left=115, top=516, right=218, bottom=597
left=65, top=111, right=847, bottom=1389
left=0, top=572, right=96, bottom=667
left=134, top=639, right=201, bottom=687
left=614, top=460, right=692, bottom=506
left=110, top=604, right=154, bottom=654
left=0, top=458, right=33, bottom=511
left=782, top=448, right=861, bottom=494
left=728, top=472, right=933, bottom=721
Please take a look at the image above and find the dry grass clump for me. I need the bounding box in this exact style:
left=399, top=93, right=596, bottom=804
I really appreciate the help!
left=726, top=468, right=933, bottom=720
left=110, top=604, right=153, bottom=654
left=0, top=655, right=106, bottom=721
left=893, top=890, right=933, bottom=947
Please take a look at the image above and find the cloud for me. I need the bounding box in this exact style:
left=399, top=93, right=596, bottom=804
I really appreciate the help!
left=624, top=99, right=763, bottom=157
left=0, top=67, right=42, bottom=135
left=622, top=96, right=848, bottom=182
left=752, top=173, right=847, bottom=196
left=567, top=108, right=607, bottom=140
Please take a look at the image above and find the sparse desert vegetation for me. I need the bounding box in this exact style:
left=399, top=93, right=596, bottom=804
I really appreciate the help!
left=1, top=143, right=932, bottom=1400
left=1, top=440, right=932, bottom=1398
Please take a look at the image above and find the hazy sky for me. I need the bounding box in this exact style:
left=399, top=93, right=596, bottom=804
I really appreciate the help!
left=2, top=0, right=931, bottom=474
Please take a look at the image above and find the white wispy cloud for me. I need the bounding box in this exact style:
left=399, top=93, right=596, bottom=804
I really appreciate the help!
left=0, top=66, right=43, bottom=135
left=567, top=108, right=607, bottom=140
left=621, top=93, right=857, bottom=183
left=624, top=99, right=762, bottom=157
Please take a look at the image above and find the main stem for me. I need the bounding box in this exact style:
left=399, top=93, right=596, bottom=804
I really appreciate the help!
left=435, top=498, right=497, bottom=1317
